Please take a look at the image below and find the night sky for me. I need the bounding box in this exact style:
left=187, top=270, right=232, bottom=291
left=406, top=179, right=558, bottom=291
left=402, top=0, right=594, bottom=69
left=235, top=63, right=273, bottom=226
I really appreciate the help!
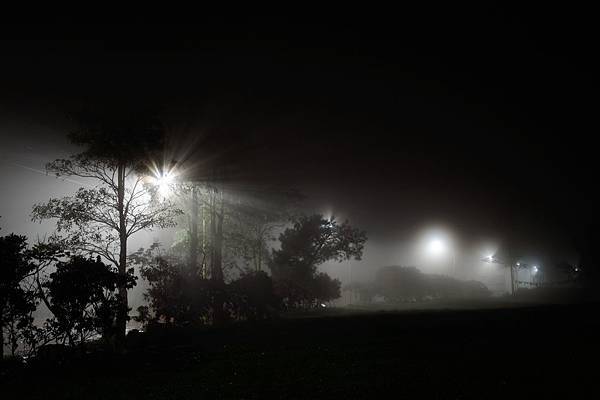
left=0, top=8, right=597, bottom=274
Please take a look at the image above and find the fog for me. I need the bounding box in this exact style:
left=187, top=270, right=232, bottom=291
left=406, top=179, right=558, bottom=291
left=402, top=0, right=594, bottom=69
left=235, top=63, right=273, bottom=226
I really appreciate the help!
left=1, top=116, right=575, bottom=316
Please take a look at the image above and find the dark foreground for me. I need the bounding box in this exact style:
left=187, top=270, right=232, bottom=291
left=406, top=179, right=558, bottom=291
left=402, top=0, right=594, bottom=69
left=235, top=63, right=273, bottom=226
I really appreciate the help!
left=2, top=303, right=600, bottom=399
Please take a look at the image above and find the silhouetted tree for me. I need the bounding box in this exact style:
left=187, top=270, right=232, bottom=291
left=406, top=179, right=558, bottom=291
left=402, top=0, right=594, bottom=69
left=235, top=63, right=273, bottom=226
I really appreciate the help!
left=31, top=107, right=182, bottom=344
left=0, top=234, right=36, bottom=358
left=270, top=215, right=366, bottom=308
left=131, top=245, right=213, bottom=326
left=44, top=256, right=136, bottom=347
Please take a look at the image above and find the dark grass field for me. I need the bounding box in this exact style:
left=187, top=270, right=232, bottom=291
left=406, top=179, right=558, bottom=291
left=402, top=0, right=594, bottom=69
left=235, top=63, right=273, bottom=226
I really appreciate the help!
left=3, top=302, right=600, bottom=399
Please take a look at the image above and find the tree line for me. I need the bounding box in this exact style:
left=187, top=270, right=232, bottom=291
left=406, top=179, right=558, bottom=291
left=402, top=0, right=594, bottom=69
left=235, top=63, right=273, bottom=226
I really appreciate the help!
left=346, top=266, right=491, bottom=304
left=1, top=106, right=367, bottom=358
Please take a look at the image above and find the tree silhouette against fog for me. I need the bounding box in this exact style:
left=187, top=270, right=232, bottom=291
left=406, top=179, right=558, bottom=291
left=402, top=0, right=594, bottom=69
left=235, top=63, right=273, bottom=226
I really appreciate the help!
left=270, top=215, right=367, bottom=308
left=31, top=107, right=182, bottom=345
left=0, top=234, right=36, bottom=358
left=43, top=256, right=136, bottom=347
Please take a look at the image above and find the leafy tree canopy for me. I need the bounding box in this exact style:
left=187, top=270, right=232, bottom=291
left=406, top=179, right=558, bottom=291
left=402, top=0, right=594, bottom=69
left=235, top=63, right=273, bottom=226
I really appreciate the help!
left=270, top=215, right=366, bottom=308
left=271, top=214, right=366, bottom=280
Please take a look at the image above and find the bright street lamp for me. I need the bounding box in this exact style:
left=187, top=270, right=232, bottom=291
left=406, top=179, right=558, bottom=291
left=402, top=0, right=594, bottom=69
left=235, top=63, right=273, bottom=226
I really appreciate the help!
left=148, top=166, right=177, bottom=200
left=428, top=238, right=447, bottom=256
left=426, top=237, right=456, bottom=277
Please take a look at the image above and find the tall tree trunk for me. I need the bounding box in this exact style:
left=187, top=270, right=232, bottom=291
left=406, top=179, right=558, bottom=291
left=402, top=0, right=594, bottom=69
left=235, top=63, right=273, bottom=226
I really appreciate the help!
left=116, top=163, right=128, bottom=346
left=209, top=188, right=216, bottom=279
left=10, top=322, right=17, bottom=356
left=1, top=309, right=4, bottom=359
left=214, top=191, right=224, bottom=282
left=189, top=185, right=199, bottom=274
left=201, top=203, right=207, bottom=278
left=210, top=188, right=225, bottom=325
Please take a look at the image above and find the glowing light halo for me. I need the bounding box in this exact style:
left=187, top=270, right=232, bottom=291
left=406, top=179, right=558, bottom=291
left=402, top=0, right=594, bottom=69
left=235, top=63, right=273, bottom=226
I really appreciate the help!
left=147, top=163, right=178, bottom=200
left=417, top=227, right=456, bottom=276
left=156, top=172, right=175, bottom=198
left=428, top=238, right=447, bottom=256
left=420, top=227, right=453, bottom=259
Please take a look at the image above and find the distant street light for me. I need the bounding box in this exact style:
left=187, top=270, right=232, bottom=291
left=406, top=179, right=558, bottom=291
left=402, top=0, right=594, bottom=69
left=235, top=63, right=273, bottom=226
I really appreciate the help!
left=426, top=237, right=456, bottom=277
left=530, top=265, right=539, bottom=287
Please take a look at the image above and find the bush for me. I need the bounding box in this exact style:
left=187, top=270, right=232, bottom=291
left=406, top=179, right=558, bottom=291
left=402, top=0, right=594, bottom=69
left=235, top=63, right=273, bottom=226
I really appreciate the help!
left=140, top=257, right=214, bottom=326
left=141, top=257, right=281, bottom=325
left=229, top=271, right=280, bottom=321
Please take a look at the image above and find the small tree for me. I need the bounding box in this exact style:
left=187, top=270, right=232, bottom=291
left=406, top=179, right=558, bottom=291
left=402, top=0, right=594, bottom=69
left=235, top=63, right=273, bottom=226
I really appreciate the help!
left=44, top=256, right=136, bottom=347
left=0, top=234, right=37, bottom=358
left=270, top=215, right=367, bottom=308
